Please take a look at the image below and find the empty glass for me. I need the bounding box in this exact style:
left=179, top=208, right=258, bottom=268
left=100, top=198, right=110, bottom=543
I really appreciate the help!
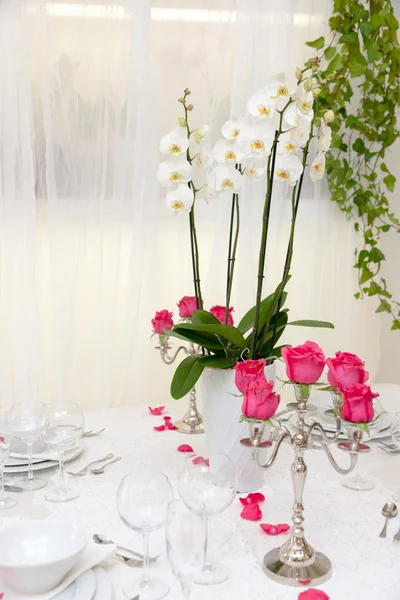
left=9, top=401, right=47, bottom=491
left=39, top=402, right=84, bottom=502
left=178, top=453, right=237, bottom=585
left=390, top=412, right=400, bottom=502
left=166, top=500, right=206, bottom=599
left=117, top=471, right=173, bottom=600
left=0, top=409, right=17, bottom=509
left=341, top=423, right=375, bottom=491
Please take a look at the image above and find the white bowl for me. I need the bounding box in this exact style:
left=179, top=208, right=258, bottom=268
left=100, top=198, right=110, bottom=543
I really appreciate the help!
left=0, top=518, right=88, bottom=594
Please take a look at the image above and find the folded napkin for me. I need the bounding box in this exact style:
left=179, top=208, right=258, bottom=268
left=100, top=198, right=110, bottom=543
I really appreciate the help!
left=0, top=540, right=116, bottom=600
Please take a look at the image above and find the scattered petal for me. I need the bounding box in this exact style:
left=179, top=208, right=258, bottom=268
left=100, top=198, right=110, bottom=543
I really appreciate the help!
left=241, top=504, right=263, bottom=521
left=149, top=406, right=165, bottom=416
left=165, top=420, right=177, bottom=430
left=163, top=416, right=172, bottom=421
left=239, top=492, right=265, bottom=506
left=299, top=580, right=312, bottom=586
left=177, top=444, right=194, bottom=453
left=192, top=456, right=210, bottom=467
left=298, top=590, right=330, bottom=600
left=153, top=425, right=166, bottom=432
left=260, top=523, right=290, bottom=535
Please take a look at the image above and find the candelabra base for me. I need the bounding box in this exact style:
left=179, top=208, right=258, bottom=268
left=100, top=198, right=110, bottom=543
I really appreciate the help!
left=173, top=419, right=204, bottom=434
left=262, top=549, right=332, bottom=587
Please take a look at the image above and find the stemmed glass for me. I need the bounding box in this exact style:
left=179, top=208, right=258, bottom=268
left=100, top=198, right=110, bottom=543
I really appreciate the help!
left=341, top=423, right=375, bottom=491
left=0, top=409, right=17, bottom=509
left=9, top=401, right=47, bottom=491
left=39, top=402, right=84, bottom=502
left=166, top=500, right=206, bottom=599
left=390, top=412, right=400, bottom=502
left=117, top=470, right=173, bottom=600
left=178, top=453, right=237, bottom=585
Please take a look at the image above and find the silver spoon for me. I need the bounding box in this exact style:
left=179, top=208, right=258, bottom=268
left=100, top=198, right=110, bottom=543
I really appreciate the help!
left=90, top=456, right=121, bottom=474
left=66, top=454, right=114, bottom=476
left=379, top=502, right=398, bottom=538
left=93, top=534, right=158, bottom=562
left=83, top=428, right=106, bottom=438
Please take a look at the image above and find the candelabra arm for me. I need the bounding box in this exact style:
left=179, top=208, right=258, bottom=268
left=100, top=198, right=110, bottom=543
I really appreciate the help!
left=159, top=345, right=189, bottom=365
left=320, top=438, right=358, bottom=474
left=307, top=417, right=341, bottom=446
left=255, top=429, right=291, bottom=469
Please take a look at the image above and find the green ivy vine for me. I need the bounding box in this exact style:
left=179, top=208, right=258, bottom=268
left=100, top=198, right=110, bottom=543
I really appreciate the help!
left=306, top=0, right=400, bottom=329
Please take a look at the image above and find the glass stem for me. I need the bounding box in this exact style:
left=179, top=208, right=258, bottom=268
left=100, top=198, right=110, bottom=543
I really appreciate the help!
left=27, top=442, right=34, bottom=481
left=203, top=515, right=211, bottom=570
left=142, top=532, right=150, bottom=585
left=0, top=464, right=4, bottom=503
left=181, top=582, right=191, bottom=600
left=59, top=449, right=65, bottom=490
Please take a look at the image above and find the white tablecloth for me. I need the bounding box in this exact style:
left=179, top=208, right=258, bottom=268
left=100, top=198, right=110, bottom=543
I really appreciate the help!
left=2, top=401, right=400, bottom=600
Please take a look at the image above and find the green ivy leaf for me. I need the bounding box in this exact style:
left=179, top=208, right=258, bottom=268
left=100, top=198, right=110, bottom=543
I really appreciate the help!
left=324, top=46, right=336, bottom=60
left=369, top=247, right=385, bottom=262
left=360, top=267, right=374, bottom=284
left=306, top=36, right=325, bottom=49
left=376, top=300, right=391, bottom=313
left=384, top=174, right=396, bottom=192
left=391, top=320, right=400, bottom=330
left=353, top=138, right=365, bottom=154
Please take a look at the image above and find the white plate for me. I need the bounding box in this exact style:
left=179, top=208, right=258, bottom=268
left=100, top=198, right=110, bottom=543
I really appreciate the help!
left=10, top=442, right=81, bottom=462
left=93, top=567, right=113, bottom=600
left=4, top=447, right=84, bottom=474
left=54, top=569, right=96, bottom=600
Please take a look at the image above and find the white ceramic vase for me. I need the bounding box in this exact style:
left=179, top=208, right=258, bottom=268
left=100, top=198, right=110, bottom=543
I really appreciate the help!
left=199, top=364, right=276, bottom=493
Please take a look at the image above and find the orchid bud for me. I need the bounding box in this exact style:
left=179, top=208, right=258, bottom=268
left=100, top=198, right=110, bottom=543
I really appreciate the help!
left=303, top=78, right=313, bottom=92
left=324, top=110, right=335, bottom=123
left=312, top=87, right=322, bottom=98
left=178, top=98, right=185, bottom=103
left=187, top=104, right=193, bottom=111
left=311, top=65, right=319, bottom=73
left=295, top=68, right=303, bottom=81
left=178, top=117, right=187, bottom=127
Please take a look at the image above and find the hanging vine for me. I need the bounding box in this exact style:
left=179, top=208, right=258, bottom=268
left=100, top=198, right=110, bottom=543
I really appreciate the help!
left=306, top=0, right=400, bottom=329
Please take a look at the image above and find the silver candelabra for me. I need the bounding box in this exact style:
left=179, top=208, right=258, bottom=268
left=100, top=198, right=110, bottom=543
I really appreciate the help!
left=158, top=338, right=204, bottom=434
left=241, top=383, right=363, bottom=587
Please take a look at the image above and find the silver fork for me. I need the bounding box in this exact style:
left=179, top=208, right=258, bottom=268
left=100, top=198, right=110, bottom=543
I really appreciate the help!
left=394, top=526, right=400, bottom=542
left=378, top=441, right=400, bottom=454
left=90, top=456, right=121, bottom=474
left=66, top=454, right=114, bottom=476
left=83, top=428, right=106, bottom=438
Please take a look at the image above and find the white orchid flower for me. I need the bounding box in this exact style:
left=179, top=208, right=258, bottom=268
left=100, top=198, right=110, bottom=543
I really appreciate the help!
left=243, top=159, right=265, bottom=181
left=319, top=120, right=332, bottom=152
left=194, top=124, right=209, bottom=144
left=266, top=72, right=297, bottom=101
left=283, top=104, right=299, bottom=129
left=157, top=159, right=192, bottom=188
left=166, top=184, right=194, bottom=212
left=196, top=143, right=214, bottom=169
left=296, top=91, right=314, bottom=116
left=243, top=124, right=273, bottom=160
left=277, top=131, right=299, bottom=156
left=291, top=116, right=312, bottom=148
left=309, top=153, right=326, bottom=182
left=210, top=166, right=243, bottom=194
left=221, top=118, right=250, bottom=141
left=213, top=140, right=246, bottom=165
left=159, top=127, right=189, bottom=157
left=274, top=155, right=303, bottom=186
left=247, top=89, right=275, bottom=120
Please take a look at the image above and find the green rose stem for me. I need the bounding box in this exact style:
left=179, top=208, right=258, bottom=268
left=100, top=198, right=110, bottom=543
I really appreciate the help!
left=224, top=165, right=241, bottom=324
left=182, top=90, right=203, bottom=310
left=251, top=100, right=291, bottom=359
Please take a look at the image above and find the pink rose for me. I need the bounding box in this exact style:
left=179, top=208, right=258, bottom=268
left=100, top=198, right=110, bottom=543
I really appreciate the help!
left=241, top=379, right=280, bottom=420
left=340, top=383, right=378, bottom=423
left=281, top=341, right=325, bottom=384
left=151, top=309, right=174, bottom=334
left=327, top=351, right=369, bottom=391
left=233, top=359, right=266, bottom=393
left=177, top=296, right=198, bottom=318
left=209, top=305, right=234, bottom=325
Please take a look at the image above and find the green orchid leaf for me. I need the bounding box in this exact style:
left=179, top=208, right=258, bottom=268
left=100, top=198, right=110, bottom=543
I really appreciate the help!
left=198, top=356, right=237, bottom=369
left=288, top=320, right=334, bottom=328
left=191, top=310, right=220, bottom=326
left=170, top=355, right=205, bottom=400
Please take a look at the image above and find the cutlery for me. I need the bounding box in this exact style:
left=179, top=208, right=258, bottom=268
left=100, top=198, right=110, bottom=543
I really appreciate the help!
left=4, top=484, right=23, bottom=492
left=66, top=454, right=114, bottom=476
left=93, top=533, right=158, bottom=562
left=379, top=502, right=398, bottom=538
left=394, top=526, right=400, bottom=542
left=83, top=428, right=106, bottom=437
left=377, top=442, right=400, bottom=455
left=90, top=456, right=121, bottom=474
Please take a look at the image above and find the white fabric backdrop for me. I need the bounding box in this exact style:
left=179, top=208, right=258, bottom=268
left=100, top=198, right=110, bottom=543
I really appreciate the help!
left=0, top=0, right=383, bottom=409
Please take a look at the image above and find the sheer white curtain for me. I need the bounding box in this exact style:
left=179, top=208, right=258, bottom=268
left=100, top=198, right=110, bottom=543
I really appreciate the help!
left=0, top=0, right=381, bottom=409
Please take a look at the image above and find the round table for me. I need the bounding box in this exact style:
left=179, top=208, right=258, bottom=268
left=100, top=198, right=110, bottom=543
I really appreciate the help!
left=3, top=402, right=400, bottom=600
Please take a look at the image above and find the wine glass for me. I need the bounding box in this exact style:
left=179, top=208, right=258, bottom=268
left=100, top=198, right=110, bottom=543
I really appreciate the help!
left=390, top=412, right=400, bottom=502
left=39, top=402, right=84, bottom=502
left=117, top=471, right=173, bottom=600
left=166, top=499, right=206, bottom=599
left=0, top=409, right=17, bottom=510
left=9, top=401, right=47, bottom=491
left=178, top=453, right=237, bottom=585
left=341, top=422, right=375, bottom=491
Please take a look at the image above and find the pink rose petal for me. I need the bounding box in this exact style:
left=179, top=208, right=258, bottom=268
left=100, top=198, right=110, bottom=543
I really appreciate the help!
left=240, top=504, right=262, bottom=521
left=163, top=416, right=172, bottom=421
left=239, top=492, right=265, bottom=506
left=260, top=523, right=290, bottom=535
left=165, top=420, right=177, bottom=430
left=299, top=580, right=312, bottom=586
left=153, top=425, right=166, bottom=431
left=298, top=590, right=330, bottom=600
left=149, top=406, right=165, bottom=416
left=177, top=444, right=194, bottom=453
left=192, top=456, right=210, bottom=467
